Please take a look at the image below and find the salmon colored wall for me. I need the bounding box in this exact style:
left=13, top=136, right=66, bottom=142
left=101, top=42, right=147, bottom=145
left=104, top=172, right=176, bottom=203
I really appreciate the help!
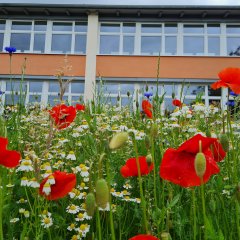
left=1, top=54, right=239, bottom=79
left=96, top=56, right=240, bottom=79
left=0, top=53, right=86, bottom=76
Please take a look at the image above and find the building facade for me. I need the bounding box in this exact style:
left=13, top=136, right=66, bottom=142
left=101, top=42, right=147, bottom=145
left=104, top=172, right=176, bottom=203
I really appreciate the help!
left=0, top=1, right=240, bottom=110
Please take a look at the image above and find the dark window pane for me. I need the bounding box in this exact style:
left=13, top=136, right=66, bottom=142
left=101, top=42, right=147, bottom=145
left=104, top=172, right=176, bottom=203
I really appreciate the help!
left=75, top=35, right=86, bottom=54
left=0, top=33, right=3, bottom=51
left=29, top=82, right=42, bottom=92
left=52, top=22, right=72, bottom=31
left=207, top=24, right=220, bottom=34
left=208, top=37, right=220, bottom=55
left=123, top=36, right=134, bottom=55
left=141, top=24, right=162, bottom=33
left=227, top=37, right=240, bottom=56
left=75, top=22, right=87, bottom=32
left=51, top=34, right=72, bottom=53
left=208, top=86, right=221, bottom=96
left=227, top=25, right=240, bottom=34
left=183, top=85, right=205, bottom=96
left=0, top=20, right=5, bottom=31
left=71, top=82, right=84, bottom=94
left=34, top=21, right=47, bottom=31
left=100, top=35, right=120, bottom=54
left=184, top=25, right=204, bottom=34
left=141, top=36, right=161, bottom=55
left=34, top=34, right=45, bottom=53
left=123, top=23, right=136, bottom=33
left=165, top=24, right=177, bottom=34
left=100, top=24, right=120, bottom=32
left=184, top=36, right=204, bottom=55
left=12, top=21, right=32, bottom=30
left=10, top=33, right=31, bottom=52
left=165, top=36, right=177, bottom=55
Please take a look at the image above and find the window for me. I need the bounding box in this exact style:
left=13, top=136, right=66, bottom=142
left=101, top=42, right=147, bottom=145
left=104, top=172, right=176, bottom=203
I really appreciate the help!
left=141, top=24, right=162, bottom=55
left=226, top=25, right=240, bottom=56
left=0, top=20, right=5, bottom=51
left=207, top=24, right=220, bottom=56
left=164, top=24, right=177, bottom=55
left=33, top=21, right=47, bottom=53
left=99, top=23, right=135, bottom=55
left=183, top=24, right=204, bottom=55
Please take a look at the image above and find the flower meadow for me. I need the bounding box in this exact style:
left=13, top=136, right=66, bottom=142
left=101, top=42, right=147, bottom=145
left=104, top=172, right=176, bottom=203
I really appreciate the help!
left=1, top=52, right=240, bottom=240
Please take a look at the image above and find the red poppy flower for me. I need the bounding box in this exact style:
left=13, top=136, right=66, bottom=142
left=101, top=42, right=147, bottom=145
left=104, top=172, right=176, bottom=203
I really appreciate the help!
left=75, top=103, right=85, bottom=111
left=120, top=156, right=154, bottom=178
left=172, top=99, right=182, bottom=107
left=142, top=100, right=153, bottom=118
left=0, top=137, right=21, bottom=168
left=49, top=104, right=76, bottom=129
left=39, top=171, right=76, bottom=200
left=160, top=134, right=226, bottom=187
left=129, top=234, right=159, bottom=240
left=211, top=67, right=240, bottom=94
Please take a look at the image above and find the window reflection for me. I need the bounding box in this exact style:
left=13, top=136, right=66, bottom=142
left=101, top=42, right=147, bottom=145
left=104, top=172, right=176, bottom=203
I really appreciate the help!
left=51, top=34, right=72, bottom=53
left=34, top=34, right=45, bottom=53
left=75, top=35, right=86, bottom=54
left=11, top=21, right=32, bottom=31
left=208, top=37, right=220, bottom=55
left=100, top=35, right=120, bottom=54
left=227, top=37, right=240, bottom=56
left=52, top=22, right=72, bottom=31
left=141, top=36, right=161, bottom=55
left=165, top=36, right=177, bottom=55
left=123, top=36, right=134, bottom=55
left=0, top=20, right=5, bottom=30
left=100, top=24, right=120, bottom=33
left=184, top=36, right=204, bottom=55
left=0, top=33, right=3, bottom=51
left=141, top=24, right=162, bottom=33
left=10, top=33, right=31, bottom=52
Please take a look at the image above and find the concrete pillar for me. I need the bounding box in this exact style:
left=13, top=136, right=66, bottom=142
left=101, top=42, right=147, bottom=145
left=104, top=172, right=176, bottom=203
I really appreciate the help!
left=84, top=13, right=98, bottom=103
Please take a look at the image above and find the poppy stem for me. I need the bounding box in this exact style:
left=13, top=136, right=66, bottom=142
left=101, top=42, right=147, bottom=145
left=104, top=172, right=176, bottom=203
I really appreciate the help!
left=0, top=174, right=3, bottom=240
left=192, top=188, right=197, bottom=240
left=133, top=137, right=149, bottom=233
left=200, top=178, right=207, bottom=240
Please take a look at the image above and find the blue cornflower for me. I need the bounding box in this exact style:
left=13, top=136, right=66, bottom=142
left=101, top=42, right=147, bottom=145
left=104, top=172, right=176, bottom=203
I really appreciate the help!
left=230, top=91, right=239, bottom=97
left=144, top=92, right=153, bottom=99
left=0, top=91, right=4, bottom=95
left=4, top=46, right=17, bottom=55
left=226, top=100, right=235, bottom=107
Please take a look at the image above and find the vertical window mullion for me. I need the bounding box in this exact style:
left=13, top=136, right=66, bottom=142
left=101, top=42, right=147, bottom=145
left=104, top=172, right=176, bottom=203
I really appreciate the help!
left=30, top=21, right=34, bottom=52
left=4, top=20, right=11, bottom=47
left=221, top=23, right=226, bottom=56
left=177, top=23, right=183, bottom=55
left=45, top=21, right=52, bottom=53
left=204, top=23, right=208, bottom=56
left=119, top=23, right=123, bottom=54
left=135, top=23, right=141, bottom=55
left=42, top=81, right=49, bottom=106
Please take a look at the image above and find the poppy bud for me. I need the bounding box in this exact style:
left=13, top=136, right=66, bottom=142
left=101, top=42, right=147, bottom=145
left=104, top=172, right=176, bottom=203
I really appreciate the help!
left=127, top=91, right=130, bottom=97
left=145, top=84, right=149, bottom=92
left=161, top=232, right=170, bottom=240
left=205, top=129, right=211, bottom=137
left=85, top=193, right=96, bottom=216
left=109, top=132, right=128, bottom=150
left=194, top=152, right=206, bottom=178
left=150, top=123, right=158, bottom=138
left=145, top=136, right=151, bottom=149
left=96, top=179, right=109, bottom=209
left=172, top=92, right=175, bottom=99
left=146, top=154, right=152, bottom=167
left=235, top=183, right=240, bottom=203
left=117, top=95, right=120, bottom=101
left=219, top=134, right=229, bottom=152
left=136, top=101, right=139, bottom=109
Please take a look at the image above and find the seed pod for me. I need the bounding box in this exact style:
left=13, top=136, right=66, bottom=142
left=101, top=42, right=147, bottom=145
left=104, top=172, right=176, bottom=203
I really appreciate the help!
left=146, top=154, right=152, bottom=167
left=150, top=123, right=158, bottom=138
left=161, top=232, right=170, bottom=240
left=109, top=132, right=128, bottom=150
left=85, top=193, right=96, bottom=216
left=145, top=84, right=149, bottom=92
left=219, top=133, right=229, bottom=152
left=96, top=179, right=109, bottom=209
left=194, top=152, right=206, bottom=178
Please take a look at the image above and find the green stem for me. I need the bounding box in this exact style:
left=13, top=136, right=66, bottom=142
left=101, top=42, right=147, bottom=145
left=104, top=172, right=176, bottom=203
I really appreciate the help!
left=235, top=199, right=240, bottom=239
left=96, top=209, right=102, bottom=240
left=200, top=179, right=207, bottom=240
left=0, top=174, right=3, bottom=240
left=151, top=135, right=157, bottom=207
left=133, top=137, right=149, bottom=233
left=192, top=188, right=197, bottom=240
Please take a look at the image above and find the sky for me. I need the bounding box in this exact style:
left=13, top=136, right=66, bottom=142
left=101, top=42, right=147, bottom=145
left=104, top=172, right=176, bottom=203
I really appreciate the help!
left=1, top=0, right=240, bottom=6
